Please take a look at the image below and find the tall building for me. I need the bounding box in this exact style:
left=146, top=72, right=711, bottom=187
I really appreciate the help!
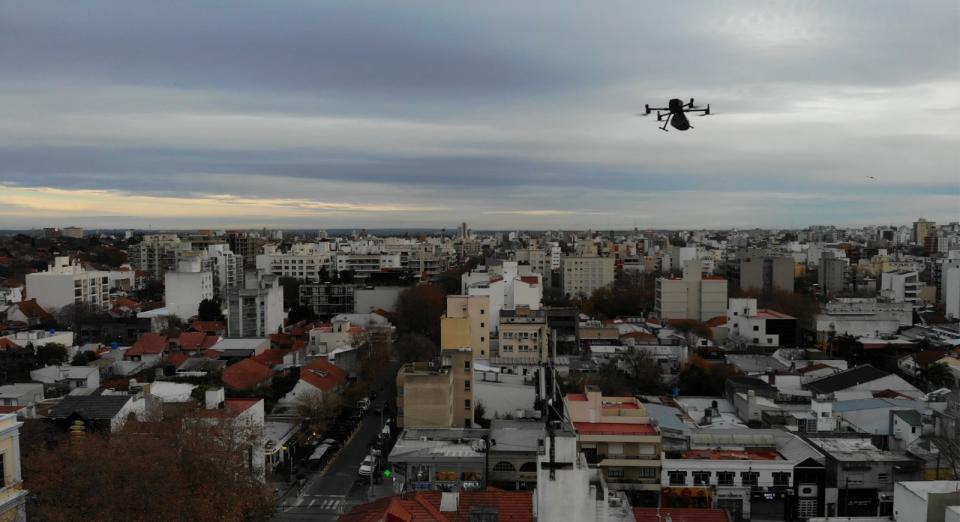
left=206, top=244, right=243, bottom=301
left=913, top=218, right=936, bottom=245
left=818, top=253, right=848, bottom=296
left=164, top=257, right=214, bottom=319
left=442, top=295, right=490, bottom=357
left=739, top=251, right=795, bottom=293
left=498, top=306, right=549, bottom=362
left=655, top=259, right=727, bottom=321
left=226, top=231, right=265, bottom=269
left=25, top=256, right=111, bottom=312
left=227, top=271, right=284, bottom=338
left=255, top=243, right=334, bottom=282
left=396, top=348, right=473, bottom=429
left=560, top=255, right=615, bottom=297
left=299, top=284, right=355, bottom=318
left=944, top=264, right=960, bottom=320
left=565, top=387, right=662, bottom=501
left=128, top=234, right=192, bottom=279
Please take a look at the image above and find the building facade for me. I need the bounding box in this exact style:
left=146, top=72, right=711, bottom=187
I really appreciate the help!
left=561, top=256, right=615, bottom=297
left=25, top=257, right=111, bottom=312
left=226, top=271, right=283, bottom=338
left=655, top=259, right=727, bottom=321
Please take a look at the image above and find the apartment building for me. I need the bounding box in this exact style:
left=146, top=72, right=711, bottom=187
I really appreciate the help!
left=299, top=284, right=355, bottom=318
left=226, top=271, right=283, bottom=338
left=880, top=270, right=921, bottom=304
left=565, top=387, right=662, bottom=505
left=255, top=243, right=334, bottom=282
left=561, top=255, right=615, bottom=297
left=739, top=251, right=795, bottom=293
left=661, top=430, right=827, bottom=521
left=819, top=253, right=849, bottom=295
left=128, top=234, right=192, bottom=279
left=498, top=306, right=549, bottom=362
left=396, top=348, right=473, bottom=429
left=655, top=259, right=727, bottom=322
left=727, top=298, right=798, bottom=347
left=516, top=247, right=549, bottom=276
left=205, top=244, right=244, bottom=300
left=164, top=257, right=214, bottom=320
left=442, top=295, right=490, bottom=357
left=25, top=256, right=111, bottom=312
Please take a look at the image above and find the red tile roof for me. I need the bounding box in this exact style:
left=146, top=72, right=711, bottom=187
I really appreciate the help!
left=111, top=297, right=140, bottom=309
left=251, top=349, right=291, bottom=369
left=0, top=339, right=21, bottom=350
left=634, top=508, right=730, bottom=522
left=178, top=331, right=212, bottom=351
left=797, top=363, right=833, bottom=374
left=518, top=276, right=540, bottom=285
left=704, top=315, right=728, bottom=328
left=339, top=488, right=534, bottom=522
left=574, top=422, right=658, bottom=436
left=566, top=393, right=588, bottom=402
left=196, top=398, right=261, bottom=418
left=189, top=320, right=225, bottom=333
left=300, top=358, right=347, bottom=392
left=17, top=299, right=52, bottom=321
left=126, top=332, right=168, bottom=357
left=221, top=358, right=275, bottom=390
left=0, top=405, right=24, bottom=414
left=755, top=309, right=795, bottom=320
left=166, top=352, right=190, bottom=368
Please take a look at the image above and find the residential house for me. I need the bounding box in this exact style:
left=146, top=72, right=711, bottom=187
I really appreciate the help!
left=0, top=413, right=27, bottom=520
left=281, top=357, right=347, bottom=405
left=487, top=419, right=545, bottom=491
left=47, top=394, right=136, bottom=432
left=222, top=358, right=275, bottom=391
left=30, top=365, right=100, bottom=393
left=339, top=488, right=534, bottom=522
left=388, top=428, right=489, bottom=491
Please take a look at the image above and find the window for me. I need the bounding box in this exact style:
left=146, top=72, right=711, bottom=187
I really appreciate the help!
left=773, top=472, right=790, bottom=487
left=668, top=471, right=686, bottom=485
left=753, top=338, right=759, bottom=344
left=733, top=311, right=738, bottom=316
left=878, top=473, right=889, bottom=483
left=481, top=336, right=485, bottom=342
left=607, top=468, right=625, bottom=479
left=606, top=443, right=623, bottom=457
left=741, top=472, right=759, bottom=486
left=767, top=338, right=773, bottom=344
left=480, top=309, right=485, bottom=315
left=480, top=322, right=485, bottom=328
left=464, top=380, right=471, bottom=391
left=753, top=325, right=759, bottom=331
left=465, top=399, right=471, bottom=409
left=693, top=471, right=711, bottom=486
left=465, top=361, right=471, bottom=370
left=493, top=461, right=516, bottom=473
left=637, top=467, right=658, bottom=479
left=718, top=472, right=734, bottom=486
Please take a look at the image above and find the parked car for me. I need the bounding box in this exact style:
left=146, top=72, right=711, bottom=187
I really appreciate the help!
left=357, top=455, right=377, bottom=477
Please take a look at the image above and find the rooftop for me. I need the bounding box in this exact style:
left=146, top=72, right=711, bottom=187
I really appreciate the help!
left=806, top=364, right=890, bottom=394
left=634, top=508, right=730, bottom=522
left=810, top=437, right=917, bottom=462
left=573, top=422, right=658, bottom=436
left=683, top=449, right=782, bottom=461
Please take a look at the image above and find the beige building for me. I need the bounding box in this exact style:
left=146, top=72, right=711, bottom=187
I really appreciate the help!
left=0, top=414, right=27, bottom=521
left=561, top=256, right=615, bottom=297
left=498, top=306, right=549, bottom=362
left=565, top=387, right=661, bottom=497
left=396, top=348, right=473, bottom=429
left=655, top=259, right=727, bottom=321
left=442, top=295, right=490, bottom=357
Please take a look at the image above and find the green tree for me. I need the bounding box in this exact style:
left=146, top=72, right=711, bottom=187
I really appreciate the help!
left=394, top=284, right=446, bottom=343
left=198, top=298, right=225, bottom=322
left=35, top=343, right=68, bottom=367
left=70, top=350, right=99, bottom=367
left=395, top=333, right=438, bottom=363
left=920, top=362, right=955, bottom=390
left=278, top=277, right=302, bottom=310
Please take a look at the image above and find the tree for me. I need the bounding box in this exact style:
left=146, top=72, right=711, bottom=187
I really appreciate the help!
left=278, top=277, right=302, bottom=310
left=296, top=391, right=341, bottom=436
left=474, top=401, right=491, bottom=429
left=542, top=286, right=571, bottom=307
left=70, top=350, right=98, bottom=367
left=394, top=284, right=446, bottom=343
left=198, top=298, right=226, bottom=322
left=35, top=343, right=68, bottom=367
left=677, top=356, right=734, bottom=396
left=25, top=410, right=276, bottom=521
left=138, top=279, right=165, bottom=302
left=287, top=304, right=317, bottom=325
left=920, top=362, right=955, bottom=391
left=395, top=333, right=439, bottom=364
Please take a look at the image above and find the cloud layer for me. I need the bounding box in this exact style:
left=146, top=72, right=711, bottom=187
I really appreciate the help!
left=1, top=1, right=957, bottom=229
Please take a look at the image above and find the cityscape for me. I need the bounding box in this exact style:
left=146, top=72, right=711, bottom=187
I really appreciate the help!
left=1, top=2, right=959, bottom=522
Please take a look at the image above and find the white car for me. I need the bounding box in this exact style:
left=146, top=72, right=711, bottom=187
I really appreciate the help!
left=358, top=455, right=376, bottom=477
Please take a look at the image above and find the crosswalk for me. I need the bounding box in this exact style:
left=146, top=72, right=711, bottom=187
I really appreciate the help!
left=283, top=495, right=345, bottom=513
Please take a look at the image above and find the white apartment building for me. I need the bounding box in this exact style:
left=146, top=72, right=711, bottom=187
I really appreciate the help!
left=560, top=256, right=615, bottom=297
left=515, top=248, right=549, bottom=276
left=549, top=243, right=562, bottom=270
left=256, top=243, right=335, bottom=282
left=464, top=262, right=542, bottom=332
left=164, top=257, right=214, bottom=320
left=879, top=271, right=921, bottom=304
left=941, top=256, right=960, bottom=319
left=334, top=253, right=402, bottom=277
left=655, top=259, right=728, bottom=321
left=227, top=271, right=284, bottom=338
left=727, top=298, right=797, bottom=347
left=206, top=244, right=244, bottom=300
left=25, top=257, right=111, bottom=312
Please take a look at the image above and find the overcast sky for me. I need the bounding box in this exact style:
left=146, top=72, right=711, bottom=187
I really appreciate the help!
left=1, top=1, right=958, bottom=230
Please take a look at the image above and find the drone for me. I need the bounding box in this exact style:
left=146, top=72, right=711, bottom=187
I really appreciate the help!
left=640, top=98, right=710, bottom=131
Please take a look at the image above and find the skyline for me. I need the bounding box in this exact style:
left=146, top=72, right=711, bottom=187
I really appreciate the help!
left=1, top=1, right=958, bottom=229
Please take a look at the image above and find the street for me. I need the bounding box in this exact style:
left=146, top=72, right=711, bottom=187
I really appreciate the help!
left=273, top=391, right=398, bottom=521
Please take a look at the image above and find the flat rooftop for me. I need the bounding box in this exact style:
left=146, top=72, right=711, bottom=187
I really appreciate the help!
left=683, top=449, right=782, bottom=461
left=574, top=422, right=658, bottom=436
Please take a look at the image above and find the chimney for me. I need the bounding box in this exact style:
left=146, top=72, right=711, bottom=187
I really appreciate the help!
left=205, top=387, right=225, bottom=409
left=767, top=370, right=776, bottom=385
